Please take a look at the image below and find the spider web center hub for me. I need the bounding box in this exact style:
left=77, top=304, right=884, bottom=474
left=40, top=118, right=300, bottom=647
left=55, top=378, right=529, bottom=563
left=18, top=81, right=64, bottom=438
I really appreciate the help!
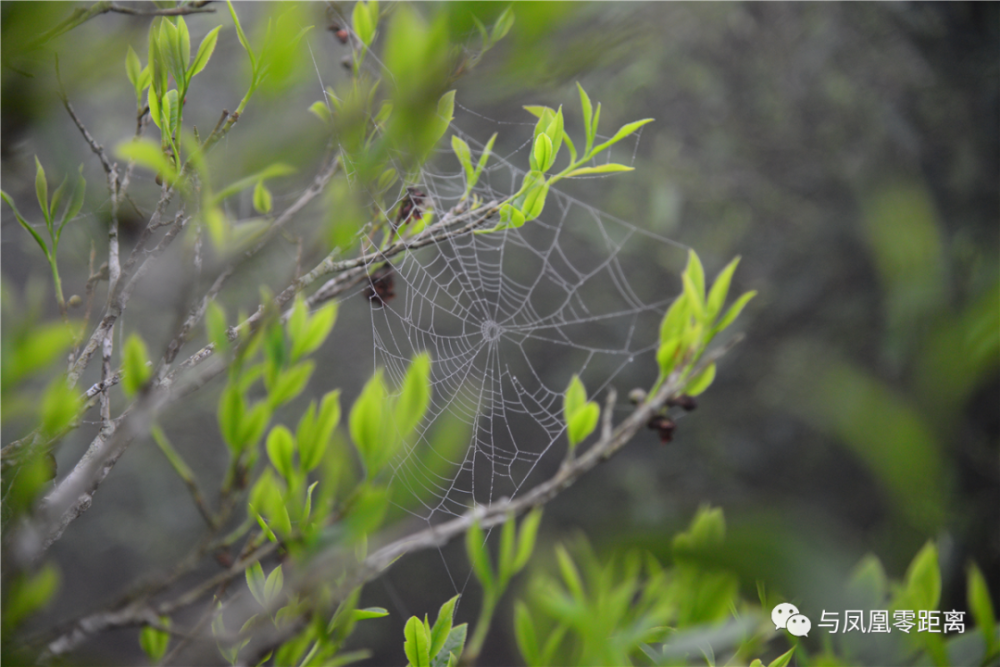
left=480, top=319, right=504, bottom=343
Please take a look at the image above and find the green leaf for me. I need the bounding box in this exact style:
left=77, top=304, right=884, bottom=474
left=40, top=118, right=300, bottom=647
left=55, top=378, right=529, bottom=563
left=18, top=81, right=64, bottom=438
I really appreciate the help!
left=139, top=618, right=171, bottom=663
left=40, top=376, right=83, bottom=436
left=905, top=542, right=941, bottom=614
left=522, top=177, right=549, bottom=222
left=353, top=607, right=390, bottom=621
left=684, top=249, right=706, bottom=305
left=2, top=190, right=49, bottom=256
left=177, top=16, right=191, bottom=75
left=218, top=384, right=244, bottom=452
left=34, top=156, right=49, bottom=225
left=430, top=594, right=459, bottom=658
left=681, top=272, right=705, bottom=323
left=431, top=624, right=467, bottom=667
left=567, top=403, right=599, bottom=447
left=656, top=338, right=682, bottom=378
left=395, top=353, right=431, bottom=439
left=265, top=425, right=295, bottom=480
left=290, top=301, right=337, bottom=362
left=264, top=564, right=283, bottom=606
left=308, top=100, right=332, bottom=124
left=60, top=166, right=87, bottom=233
left=554, top=544, right=585, bottom=602
left=404, top=615, right=432, bottom=667
left=967, top=563, right=997, bottom=658
left=212, top=163, right=296, bottom=204
left=452, top=135, right=473, bottom=184
left=513, top=507, right=543, bottom=572
left=499, top=513, right=517, bottom=586
left=514, top=601, right=539, bottom=666
left=768, top=647, right=796, bottom=667
left=189, top=25, right=221, bottom=79
left=532, top=133, right=553, bottom=173
left=713, top=290, right=756, bottom=334
left=591, top=118, right=654, bottom=157
left=147, top=87, right=162, bottom=130
left=490, top=5, right=514, bottom=44
left=227, top=1, right=256, bottom=71
left=350, top=371, right=387, bottom=478
left=247, top=561, right=267, bottom=606
left=352, top=0, right=378, bottom=47
left=116, top=138, right=178, bottom=185
left=685, top=363, right=716, bottom=397
left=465, top=519, right=494, bottom=593
left=252, top=179, right=272, bottom=214
left=544, top=106, right=564, bottom=160
left=564, top=375, right=599, bottom=447
left=267, top=361, right=314, bottom=407
left=432, top=90, right=456, bottom=146
left=564, top=163, right=634, bottom=178
left=126, top=46, right=143, bottom=95
left=705, top=256, right=740, bottom=324
left=206, top=301, right=229, bottom=352
left=577, top=82, right=594, bottom=154
left=470, top=133, right=497, bottom=191
left=5, top=565, right=60, bottom=629
left=122, top=333, right=153, bottom=397
left=239, top=401, right=272, bottom=453
left=343, top=484, right=390, bottom=541
left=298, top=390, right=341, bottom=472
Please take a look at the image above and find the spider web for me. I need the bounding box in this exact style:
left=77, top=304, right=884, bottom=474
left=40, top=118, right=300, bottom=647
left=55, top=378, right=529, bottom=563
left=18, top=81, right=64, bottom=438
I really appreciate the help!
left=356, top=112, right=687, bottom=527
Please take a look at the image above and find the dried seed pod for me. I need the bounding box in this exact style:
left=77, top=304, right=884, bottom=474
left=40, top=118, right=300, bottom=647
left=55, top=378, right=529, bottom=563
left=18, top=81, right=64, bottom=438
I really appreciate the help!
left=666, top=394, right=698, bottom=411
left=646, top=415, right=676, bottom=444
left=364, top=265, right=395, bottom=307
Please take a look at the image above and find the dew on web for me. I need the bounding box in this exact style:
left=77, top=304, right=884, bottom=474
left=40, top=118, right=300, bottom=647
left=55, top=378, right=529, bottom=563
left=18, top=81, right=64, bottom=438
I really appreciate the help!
left=356, top=111, right=688, bottom=531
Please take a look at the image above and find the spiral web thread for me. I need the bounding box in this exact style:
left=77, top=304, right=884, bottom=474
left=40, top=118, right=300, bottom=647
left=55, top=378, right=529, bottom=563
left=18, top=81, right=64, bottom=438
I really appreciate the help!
left=356, top=110, right=687, bottom=529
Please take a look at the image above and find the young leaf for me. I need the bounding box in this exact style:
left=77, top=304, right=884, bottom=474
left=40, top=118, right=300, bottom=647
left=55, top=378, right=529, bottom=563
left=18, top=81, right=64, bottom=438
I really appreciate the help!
left=905, top=542, right=941, bottom=614
left=349, top=371, right=387, bottom=478
left=432, top=90, right=456, bottom=147
left=465, top=519, right=495, bottom=593
left=554, top=544, right=585, bottom=602
left=126, top=46, right=144, bottom=104
left=297, top=390, right=340, bottom=472
left=684, top=249, right=706, bottom=304
left=429, top=594, right=460, bottom=659
left=967, top=563, right=997, bottom=658
left=48, top=174, right=66, bottom=228
left=189, top=25, right=221, bottom=80
left=577, top=82, right=594, bottom=153
left=768, top=646, right=796, bottom=667
left=177, top=16, right=191, bottom=74
left=452, top=135, right=473, bottom=184
left=291, top=302, right=337, bottom=362
left=34, top=156, right=49, bottom=225
left=532, top=133, right=553, bottom=173
left=705, top=256, right=740, bottom=324
left=521, top=178, right=549, bottom=221
left=59, top=166, right=87, bottom=233
left=206, top=301, right=229, bottom=352
left=591, top=118, right=654, bottom=157
left=238, top=401, right=272, bottom=454
left=139, top=618, right=171, bottom=663
left=352, top=0, right=378, bottom=47
left=564, top=375, right=587, bottom=420
left=253, top=179, right=273, bottom=214
left=685, top=363, right=716, bottom=397
left=431, top=624, right=467, bottom=667
left=267, top=361, right=314, bottom=407
left=563, top=163, right=634, bottom=178
left=115, top=139, right=177, bottom=184
left=265, top=425, right=295, bottom=480
left=490, top=5, right=514, bottom=44
left=567, top=403, right=599, bottom=447
left=513, top=507, right=543, bottom=572
left=122, top=333, right=152, bottom=397
left=2, top=190, right=49, bottom=256
left=40, top=376, right=83, bottom=436
left=227, top=1, right=256, bottom=71
left=514, top=601, right=539, bottom=666
left=247, top=561, right=267, bottom=606
left=470, top=132, right=497, bottom=191
left=713, top=290, right=757, bottom=334
left=395, top=352, right=431, bottom=439
left=404, top=615, right=432, bottom=667
left=4, top=565, right=60, bottom=628
left=264, top=565, right=284, bottom=607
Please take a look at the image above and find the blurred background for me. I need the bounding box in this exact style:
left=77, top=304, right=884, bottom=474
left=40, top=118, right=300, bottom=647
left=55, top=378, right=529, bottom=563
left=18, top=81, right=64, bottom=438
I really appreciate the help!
left=2, top=2, right=997, bottom=665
